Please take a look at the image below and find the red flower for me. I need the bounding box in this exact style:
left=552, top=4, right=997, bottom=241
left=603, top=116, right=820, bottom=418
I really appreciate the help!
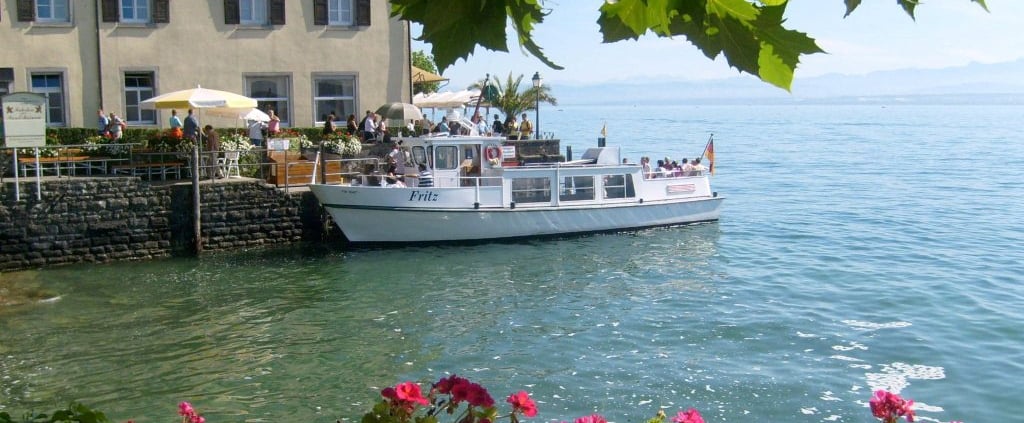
left=870, top=390, right=916, bottom=423
left=506, top=391, right=538, bottom=417
left=465, top=383, right=494, bottom=408
left=436, top=375, right=469, bottom=395
left=671, top=408, right=704, bottom=423
left=574, top=414, right=607, bottom=423
left=395, top=381, right=430, bottom=406
left=381, top=387, right=398, bottom=400
left=178, top=402, right=194, bottom=417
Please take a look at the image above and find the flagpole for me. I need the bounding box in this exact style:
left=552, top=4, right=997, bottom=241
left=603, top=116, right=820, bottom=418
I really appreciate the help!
left=699, top=133, right=713, bottom=161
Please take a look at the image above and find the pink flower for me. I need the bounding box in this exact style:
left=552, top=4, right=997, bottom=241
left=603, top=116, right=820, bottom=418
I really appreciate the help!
left=394, top=381, right=430, bottom=406
left=191, top=416, right=205, bottom=423
left=870, top=390, right=916, bottom=423
left=672, top=408, right=704, bottom=423
left=178, top=402, right=194, bottom=417
left=575, top=414, right=608, bottom=423
left=506, top=391, right=538, bottom=417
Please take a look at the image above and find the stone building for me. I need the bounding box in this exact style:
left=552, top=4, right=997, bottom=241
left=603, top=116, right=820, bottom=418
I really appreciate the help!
left=0, top=0, right=410, bottom=129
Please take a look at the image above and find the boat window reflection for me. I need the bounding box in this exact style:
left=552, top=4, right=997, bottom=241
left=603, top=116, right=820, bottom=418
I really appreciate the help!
left=512, top=177, right=552, bottom=204
left=412, top=146, right=427, bottom=166
left=435, top=146, right=458, bottom=170
left=560, top=176, right=595, bottom=201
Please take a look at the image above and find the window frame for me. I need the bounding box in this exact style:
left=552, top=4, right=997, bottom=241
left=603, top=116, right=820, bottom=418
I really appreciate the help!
left=311, top=74, right=357, bottom=126
left=120, top=0, right=151, bottom=24
left=36, top=0, right=71, bottom=23
left=245, top=74, right=291, bottom=127
left=559, top=175, right=596, bottom=202
left=328, top=0, right=354, bottom=26
left=511, top=177, right=553, bottom=204
left=28, top=70, right=68, bottom=127
left=239, top=0, right=268, bottom=26
left=123, top=71, right=157, bottom=125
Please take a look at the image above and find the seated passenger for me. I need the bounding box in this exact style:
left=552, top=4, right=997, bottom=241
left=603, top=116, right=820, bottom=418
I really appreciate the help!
left=691, top=158, right=707, bottom=175
left=385, top=172, right=406, bottom=188
left=681, top=158, right=694, bottom=176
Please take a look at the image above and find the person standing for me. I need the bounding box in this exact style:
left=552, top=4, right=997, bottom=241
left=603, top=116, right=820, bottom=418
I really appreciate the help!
left=505, top=115, right=518, bottom=139
left=361, top=110, right=376, bottom=142
left=519, top=113, right=533, bottom=140
left=248, top=119, right=266, bottom=147
left=346, top=114, right=358, bottom=135
left=98, top=109, right=110, bottom=137
left=267, top=109, right=281, bottom=137
left=183, top=109, right=199, bottom=142
left=107, top=112, right=124, bottom=140
left=491, top=114, right=504, bottom=136
left=169, top=109, right=183, bottom=138
left=203, top=125, right=222, bottom=178
left=323, top=113, right=336, bottom=135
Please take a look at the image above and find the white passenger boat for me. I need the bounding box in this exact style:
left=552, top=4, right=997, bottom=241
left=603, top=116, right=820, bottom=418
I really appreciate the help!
left=308, top=135, right=723, bottom=243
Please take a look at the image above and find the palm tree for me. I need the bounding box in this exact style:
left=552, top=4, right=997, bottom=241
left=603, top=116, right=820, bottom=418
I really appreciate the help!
left=468, top=72, right=557, bottom=120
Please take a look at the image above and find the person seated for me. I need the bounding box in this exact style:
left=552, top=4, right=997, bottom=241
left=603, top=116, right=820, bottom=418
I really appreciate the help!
left=417, top=163, right=434, bottom=187
left=385, top=172, right=406, bottom=188
left=681, top=158, right=694, bottom=176
left=656, top=160, right=673, bottom=178
left=691, top=158, right=707, bottom=175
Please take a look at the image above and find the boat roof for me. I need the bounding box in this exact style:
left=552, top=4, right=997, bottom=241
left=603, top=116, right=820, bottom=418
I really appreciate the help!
left=397, top=134, right=506, bottom=146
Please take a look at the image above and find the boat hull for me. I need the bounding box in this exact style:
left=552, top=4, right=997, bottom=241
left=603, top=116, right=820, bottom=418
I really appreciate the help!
left=311, top=185, right=723, bottom=242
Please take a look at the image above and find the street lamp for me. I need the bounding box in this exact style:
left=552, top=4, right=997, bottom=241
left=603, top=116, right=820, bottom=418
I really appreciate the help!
left=532, top=71, right=542, bottom=140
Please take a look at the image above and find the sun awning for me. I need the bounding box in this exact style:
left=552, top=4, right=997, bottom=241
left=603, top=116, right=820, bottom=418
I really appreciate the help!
left=412, top=66, right=448, bottom=84
left=412, top=90, right=480, bottom=109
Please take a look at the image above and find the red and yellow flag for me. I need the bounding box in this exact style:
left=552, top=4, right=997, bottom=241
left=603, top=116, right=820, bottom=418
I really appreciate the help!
left=704, top=139, right=715, bottom=175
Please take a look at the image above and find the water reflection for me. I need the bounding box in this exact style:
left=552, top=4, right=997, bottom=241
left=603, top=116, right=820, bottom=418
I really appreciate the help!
left=0, top=224, right=721, bottom=422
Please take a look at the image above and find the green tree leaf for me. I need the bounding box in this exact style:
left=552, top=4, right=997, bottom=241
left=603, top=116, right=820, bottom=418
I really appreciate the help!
left=399, top=0, right=991, bottom=90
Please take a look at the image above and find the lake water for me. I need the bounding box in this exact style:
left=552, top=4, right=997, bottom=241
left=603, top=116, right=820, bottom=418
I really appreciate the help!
left=2, top=103, right=1022, bottom=423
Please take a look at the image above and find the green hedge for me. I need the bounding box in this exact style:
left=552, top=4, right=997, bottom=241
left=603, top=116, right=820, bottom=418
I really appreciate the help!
left=44, top=127, right=328, bottom=147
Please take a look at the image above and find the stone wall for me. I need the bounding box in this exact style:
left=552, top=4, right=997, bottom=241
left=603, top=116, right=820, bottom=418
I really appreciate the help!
left=0, top=178, right=321, bottom=271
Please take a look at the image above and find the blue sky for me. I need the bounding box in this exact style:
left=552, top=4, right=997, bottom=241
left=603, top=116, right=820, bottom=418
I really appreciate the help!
left=412, top=0, right=1024, bottom=90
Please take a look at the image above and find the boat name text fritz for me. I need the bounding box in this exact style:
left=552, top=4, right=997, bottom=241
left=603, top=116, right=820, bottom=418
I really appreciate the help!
left=408, top=190, right=439, bottom=202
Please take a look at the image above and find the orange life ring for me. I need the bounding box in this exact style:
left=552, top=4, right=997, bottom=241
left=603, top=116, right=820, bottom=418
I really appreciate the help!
left=485, top=144, right=503, bottom=161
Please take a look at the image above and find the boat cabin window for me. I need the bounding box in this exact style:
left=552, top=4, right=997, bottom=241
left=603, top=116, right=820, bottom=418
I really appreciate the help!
left=603, top=174, right=635, bottom=199
left=435, top=146, right=459, bottom=170
left=511, top=177, right=551, bottom=204
left=560, top=176, right=595, bottom=201
left=412, top=146, right=428, bottom=166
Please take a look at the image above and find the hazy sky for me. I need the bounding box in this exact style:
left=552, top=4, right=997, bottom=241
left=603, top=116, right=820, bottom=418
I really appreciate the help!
left=412, top=0, right=1024, bottom=90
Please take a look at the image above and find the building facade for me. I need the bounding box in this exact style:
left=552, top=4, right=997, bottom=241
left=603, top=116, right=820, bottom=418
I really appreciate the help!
left=0, top=0, right=410, bottom=129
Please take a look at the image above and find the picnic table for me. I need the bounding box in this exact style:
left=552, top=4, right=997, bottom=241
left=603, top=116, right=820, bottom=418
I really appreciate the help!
left=18, top=156, right=129, bottom=177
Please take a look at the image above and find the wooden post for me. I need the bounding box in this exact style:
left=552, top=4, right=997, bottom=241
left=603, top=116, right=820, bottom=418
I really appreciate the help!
left=191, top=143, right=202, bottom=254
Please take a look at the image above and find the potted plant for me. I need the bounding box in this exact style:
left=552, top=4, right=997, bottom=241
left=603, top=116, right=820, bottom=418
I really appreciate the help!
left=321, top=133, right=362, bottom=159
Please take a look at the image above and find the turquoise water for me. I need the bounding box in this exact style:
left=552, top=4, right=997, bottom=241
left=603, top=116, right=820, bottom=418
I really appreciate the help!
left=2, top=104, right=1023, bottom=422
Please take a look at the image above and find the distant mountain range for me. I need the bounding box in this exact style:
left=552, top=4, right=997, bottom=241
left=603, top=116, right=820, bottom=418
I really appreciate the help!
left=553, top=58, right=1024, bottom=105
